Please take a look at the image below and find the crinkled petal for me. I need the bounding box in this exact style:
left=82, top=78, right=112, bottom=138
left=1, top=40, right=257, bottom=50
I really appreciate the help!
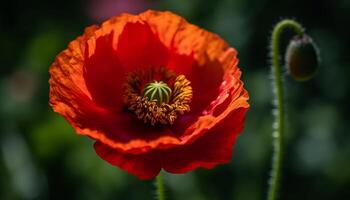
left=84, top=32, right=124, bottom=110
left=94, top=141, right=161, bottom=180
left=93, top=108, right=247, bottom=179
left=162, top=108, right=247, bottom=173
left=116, top=22, right=170, bottom=71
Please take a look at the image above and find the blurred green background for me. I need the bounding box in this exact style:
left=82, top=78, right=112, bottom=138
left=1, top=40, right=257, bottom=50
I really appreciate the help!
left=1, top=0, right=349, bottom=199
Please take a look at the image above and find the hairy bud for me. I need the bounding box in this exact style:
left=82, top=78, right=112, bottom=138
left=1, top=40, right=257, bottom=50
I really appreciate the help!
left=285, top=35, right=319, bottom=81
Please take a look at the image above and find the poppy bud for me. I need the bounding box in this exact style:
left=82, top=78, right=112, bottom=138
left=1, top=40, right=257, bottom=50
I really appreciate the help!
left=285, top=35, right=319, bottom=81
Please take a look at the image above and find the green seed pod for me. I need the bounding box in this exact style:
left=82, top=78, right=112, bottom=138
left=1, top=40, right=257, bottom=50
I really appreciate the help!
left=285, top=35, right=319, bottom=81
left=143, top=81, right=172, bottom=105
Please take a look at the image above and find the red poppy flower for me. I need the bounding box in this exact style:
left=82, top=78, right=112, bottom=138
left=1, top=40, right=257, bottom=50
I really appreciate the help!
left=49, top=10, right=249, bottom=180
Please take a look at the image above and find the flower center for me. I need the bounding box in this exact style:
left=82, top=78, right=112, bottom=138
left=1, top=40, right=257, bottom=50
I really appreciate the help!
left=143, top=81, right=172, bottom=105
left=124, top=67, right=193, bottom=126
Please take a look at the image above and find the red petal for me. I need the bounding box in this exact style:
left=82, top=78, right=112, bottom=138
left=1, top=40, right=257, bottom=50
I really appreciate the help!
left=117, top=22, right=170, bottom=71
left=84, top=32, right=124, bottom=110
left=94, top=141, right=161, bottom=180
left=93, top=107, right=247, bottom=179
left=163, top=108, right=248, bottom=173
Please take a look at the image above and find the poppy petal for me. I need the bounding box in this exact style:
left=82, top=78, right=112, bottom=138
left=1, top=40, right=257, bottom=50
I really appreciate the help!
left=117, top=21, right=170, bottom=71
left=163, top=108, right=248, bottom=173
left=94, top=141, right=161, bottom=180
left=93, top=107, right=247, bottom=179
left=84, top=32, right=124, bottom=110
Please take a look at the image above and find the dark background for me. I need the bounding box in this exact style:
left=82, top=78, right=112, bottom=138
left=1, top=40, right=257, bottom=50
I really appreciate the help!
left=1, top=0, right=349, bottom=199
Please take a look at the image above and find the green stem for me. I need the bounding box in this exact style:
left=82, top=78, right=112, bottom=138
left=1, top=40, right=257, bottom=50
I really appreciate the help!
left=267, top=20, right=304, bottom=200
left=155, top=172, right=165, bottom=200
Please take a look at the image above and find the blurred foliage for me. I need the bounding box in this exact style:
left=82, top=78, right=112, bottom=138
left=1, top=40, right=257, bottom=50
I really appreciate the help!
left=1, top=0, right=349, bottom=199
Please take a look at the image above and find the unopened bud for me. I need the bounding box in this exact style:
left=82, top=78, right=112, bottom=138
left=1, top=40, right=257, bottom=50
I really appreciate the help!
left=285, top=35, right=319, bottom=81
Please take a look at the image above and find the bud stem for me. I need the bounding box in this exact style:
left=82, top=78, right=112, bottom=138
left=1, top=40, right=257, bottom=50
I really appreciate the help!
left=268, top=20, right=304, bottom=200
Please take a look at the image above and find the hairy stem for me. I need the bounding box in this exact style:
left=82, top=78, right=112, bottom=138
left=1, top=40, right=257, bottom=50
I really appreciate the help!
left=155, top=172, right=165, bottom=200
left=267, top=19, right=304, bottom=200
